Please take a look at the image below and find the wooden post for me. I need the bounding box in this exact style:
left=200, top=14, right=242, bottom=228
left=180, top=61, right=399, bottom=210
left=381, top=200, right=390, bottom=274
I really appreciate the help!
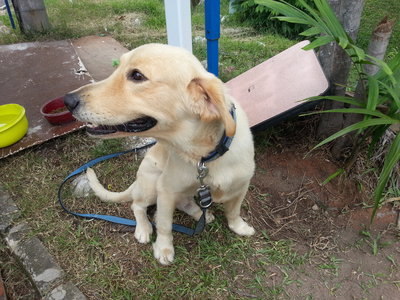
left=345, top=17, right=395, bottom=135
left=363, top=17, right=395, bottom=76
left=11, top=0, right=51, bottom=33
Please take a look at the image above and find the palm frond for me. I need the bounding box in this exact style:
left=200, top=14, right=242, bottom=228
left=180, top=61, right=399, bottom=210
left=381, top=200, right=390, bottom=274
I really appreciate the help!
left=371, top=133, right=400, bottom=221
left=312, top=118, right=397, bottom=150
left=305, top=96, right=364, bottom=107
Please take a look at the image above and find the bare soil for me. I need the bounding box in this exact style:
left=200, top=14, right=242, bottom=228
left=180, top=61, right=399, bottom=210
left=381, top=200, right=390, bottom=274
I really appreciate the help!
left=245, top=125, right=400, bottom=299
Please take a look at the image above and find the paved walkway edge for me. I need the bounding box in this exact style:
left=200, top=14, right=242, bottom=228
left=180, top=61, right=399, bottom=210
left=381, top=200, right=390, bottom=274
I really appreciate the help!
left=0, top=186, right=86, bottom=300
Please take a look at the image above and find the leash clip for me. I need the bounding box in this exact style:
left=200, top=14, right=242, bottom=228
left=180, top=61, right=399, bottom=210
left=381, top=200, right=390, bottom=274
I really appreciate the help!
left=196, top=162, right=212, bottom=209
left=197, top=161, right=208, bottom=185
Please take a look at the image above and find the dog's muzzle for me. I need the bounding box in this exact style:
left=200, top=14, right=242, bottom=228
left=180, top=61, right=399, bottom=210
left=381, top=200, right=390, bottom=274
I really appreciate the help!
left=63, top=93, right=157, bottom=136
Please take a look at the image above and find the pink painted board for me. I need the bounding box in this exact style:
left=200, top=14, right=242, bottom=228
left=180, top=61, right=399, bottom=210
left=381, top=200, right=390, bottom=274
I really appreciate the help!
left=225, top=40, right=329, bottom=128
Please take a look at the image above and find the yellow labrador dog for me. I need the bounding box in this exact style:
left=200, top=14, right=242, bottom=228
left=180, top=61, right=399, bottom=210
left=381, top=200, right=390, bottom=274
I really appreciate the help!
left=64, top=44, right=255, bottom=265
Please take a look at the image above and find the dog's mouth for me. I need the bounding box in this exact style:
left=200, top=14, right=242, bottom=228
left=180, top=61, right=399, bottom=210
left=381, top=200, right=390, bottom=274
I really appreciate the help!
left=86, top=116, right=157, bottom=136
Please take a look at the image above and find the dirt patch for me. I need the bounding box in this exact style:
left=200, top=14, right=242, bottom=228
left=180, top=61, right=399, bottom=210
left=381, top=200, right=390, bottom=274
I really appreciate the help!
left=283, top=226, right=400, bottom=299
left=247, top=133, right=398, bottom=237
left=244, top=129, right=400, bottom=299
left=255, top=148, right=364, bottom=207
left=248, top=146, right=362, bottom=242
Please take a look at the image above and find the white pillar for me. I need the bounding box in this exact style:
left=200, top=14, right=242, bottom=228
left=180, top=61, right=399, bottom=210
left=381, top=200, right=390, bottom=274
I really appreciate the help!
left=164, top=0, right=193, bottom=52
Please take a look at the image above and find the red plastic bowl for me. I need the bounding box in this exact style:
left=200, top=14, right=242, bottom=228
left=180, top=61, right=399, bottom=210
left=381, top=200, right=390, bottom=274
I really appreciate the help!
left=41, top=96, right=75, bottom=125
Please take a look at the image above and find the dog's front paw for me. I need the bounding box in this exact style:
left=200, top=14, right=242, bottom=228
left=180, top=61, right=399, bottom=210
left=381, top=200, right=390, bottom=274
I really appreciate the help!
left=134, top=223, right=153, bottom=244
left=228, top=218, right=255, bottom=236
left=153, top=240, right=174, bottom=265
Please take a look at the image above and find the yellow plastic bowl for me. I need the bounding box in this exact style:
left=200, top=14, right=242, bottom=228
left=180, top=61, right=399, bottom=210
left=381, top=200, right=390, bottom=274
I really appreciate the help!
left=0, top=104, right=29, bottom=148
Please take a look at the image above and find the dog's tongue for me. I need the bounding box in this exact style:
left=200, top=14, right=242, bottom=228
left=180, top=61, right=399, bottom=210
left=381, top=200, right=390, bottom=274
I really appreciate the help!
left=115, top=117, right=157, bottom=132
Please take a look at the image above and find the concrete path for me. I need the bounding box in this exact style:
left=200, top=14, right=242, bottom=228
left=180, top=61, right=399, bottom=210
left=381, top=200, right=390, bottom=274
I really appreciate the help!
left=0, top=185, right=86, bottom=299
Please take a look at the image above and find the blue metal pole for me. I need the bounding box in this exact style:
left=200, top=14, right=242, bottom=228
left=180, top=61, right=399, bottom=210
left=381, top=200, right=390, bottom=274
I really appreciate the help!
left=204, top=0, right=220, bottom=77
left=4, top=0, right=16, bottom=29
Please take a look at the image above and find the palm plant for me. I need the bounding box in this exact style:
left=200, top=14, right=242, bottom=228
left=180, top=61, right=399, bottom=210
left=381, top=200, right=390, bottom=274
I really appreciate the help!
left=255, top=0, right=400, bottom=220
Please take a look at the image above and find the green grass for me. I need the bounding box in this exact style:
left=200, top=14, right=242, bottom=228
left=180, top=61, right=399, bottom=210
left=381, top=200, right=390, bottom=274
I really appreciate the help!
left=317, top=256, right=341, bottom=277
left=0, top=131, right=310, bottom=299
left=358, top=0, right=400, bottom=56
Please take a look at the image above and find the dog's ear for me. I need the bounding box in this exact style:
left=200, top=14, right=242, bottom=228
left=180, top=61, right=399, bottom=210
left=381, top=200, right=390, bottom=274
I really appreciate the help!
left=187, top=77, right=236, bottom=137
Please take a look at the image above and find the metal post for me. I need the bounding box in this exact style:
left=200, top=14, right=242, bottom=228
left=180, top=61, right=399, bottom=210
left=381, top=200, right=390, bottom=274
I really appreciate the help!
left=4, top=0, right=16, bottom=29
left=204, top=0, right=220, bottom=77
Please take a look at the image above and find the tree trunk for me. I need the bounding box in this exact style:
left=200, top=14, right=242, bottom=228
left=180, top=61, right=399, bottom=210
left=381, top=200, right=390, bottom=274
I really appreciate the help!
left=335, top=16, right=395, bottom=159
left=316, top=0, right=365, bottom=159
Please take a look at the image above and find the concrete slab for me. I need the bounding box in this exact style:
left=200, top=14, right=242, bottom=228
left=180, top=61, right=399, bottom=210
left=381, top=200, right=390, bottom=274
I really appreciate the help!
left=72, top=35, right=128, bottom=81
left=5, top=222, right=65, bottom=296
left=0, top=36, right=129, bottom=159
left=45, top=282, right=87, bottom=300
left=0, top=187, right=86, bottom=298
left=0, top=185, right=20, bottom=234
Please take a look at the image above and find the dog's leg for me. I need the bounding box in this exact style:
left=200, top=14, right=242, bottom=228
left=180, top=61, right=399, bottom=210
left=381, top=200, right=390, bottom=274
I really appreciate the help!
left=223, top=188, right=255, bottom=236
left=130, top=183, right=155, bottom=244
left=152, top=193, right=176, bottom=265
left=176, top=198, right=215, bottom=223
left=130, top=158, right=161, bottom=244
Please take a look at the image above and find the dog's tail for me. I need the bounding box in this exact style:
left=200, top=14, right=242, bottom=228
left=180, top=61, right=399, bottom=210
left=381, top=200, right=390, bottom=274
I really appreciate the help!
left=86, top=168, right=133, bottom=203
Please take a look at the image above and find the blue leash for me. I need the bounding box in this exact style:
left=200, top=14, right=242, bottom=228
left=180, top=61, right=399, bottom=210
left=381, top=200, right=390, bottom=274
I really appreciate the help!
left=58, top=141, right=206, bottom=236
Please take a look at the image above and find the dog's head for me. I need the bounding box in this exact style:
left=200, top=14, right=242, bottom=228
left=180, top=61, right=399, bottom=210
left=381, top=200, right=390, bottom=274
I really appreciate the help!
left=64, top=44, right=236, bottom=139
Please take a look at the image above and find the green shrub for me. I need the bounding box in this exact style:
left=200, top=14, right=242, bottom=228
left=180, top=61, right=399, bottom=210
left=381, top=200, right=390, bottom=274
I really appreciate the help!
left=233, top=0, right=315, bottom=38
left=256, top=0, right=400, bottom=221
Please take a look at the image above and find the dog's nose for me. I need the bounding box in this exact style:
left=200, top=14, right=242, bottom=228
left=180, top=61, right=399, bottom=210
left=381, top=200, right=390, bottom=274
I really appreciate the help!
left=64, top=93, right=81, bottom=112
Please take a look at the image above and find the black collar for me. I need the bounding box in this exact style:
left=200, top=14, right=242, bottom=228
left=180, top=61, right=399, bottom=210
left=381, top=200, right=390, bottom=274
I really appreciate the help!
left=200, top=105, right=236, bottom=164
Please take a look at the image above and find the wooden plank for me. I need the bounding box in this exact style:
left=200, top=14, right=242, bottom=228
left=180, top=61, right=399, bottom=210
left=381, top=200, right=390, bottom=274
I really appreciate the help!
left=225, top=41, right=329, bottom=128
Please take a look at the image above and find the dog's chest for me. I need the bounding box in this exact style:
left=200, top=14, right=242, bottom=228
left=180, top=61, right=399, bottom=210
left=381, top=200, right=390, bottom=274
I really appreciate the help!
left=180, top=171, right=233, bottom=203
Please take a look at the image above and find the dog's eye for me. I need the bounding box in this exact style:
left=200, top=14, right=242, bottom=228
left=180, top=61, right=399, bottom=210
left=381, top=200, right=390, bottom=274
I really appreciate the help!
left=128, top=69, right=147, bottom=82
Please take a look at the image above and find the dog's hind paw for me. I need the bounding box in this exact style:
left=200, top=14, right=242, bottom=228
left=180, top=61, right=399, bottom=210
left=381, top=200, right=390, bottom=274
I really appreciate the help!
left=153, top=241, right=175, bottom=265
